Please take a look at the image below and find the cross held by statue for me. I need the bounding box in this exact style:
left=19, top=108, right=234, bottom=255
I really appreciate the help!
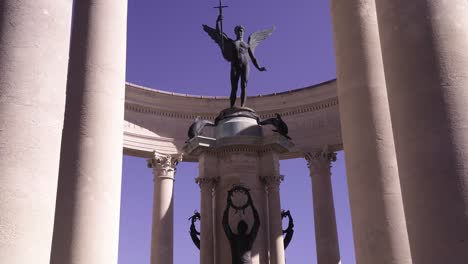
left=213, top=0, right=228, bottom=49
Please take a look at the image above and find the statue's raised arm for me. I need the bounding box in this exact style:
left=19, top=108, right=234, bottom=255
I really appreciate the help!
left=246, top=191, right=260, bottom=248
left=222, top=190, right=234, bottom=240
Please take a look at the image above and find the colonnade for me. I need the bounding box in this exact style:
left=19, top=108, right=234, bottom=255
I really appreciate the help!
left=330, top=1, right=468, bottom=264
left=0, top=0, right=468, bottom=264
left=330, top=1, right=413, bottom=263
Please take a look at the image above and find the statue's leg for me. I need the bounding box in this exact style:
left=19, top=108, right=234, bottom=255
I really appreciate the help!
left=230, top=66, right=239, bottom=108
left=240, top=66, right=249, bottom=107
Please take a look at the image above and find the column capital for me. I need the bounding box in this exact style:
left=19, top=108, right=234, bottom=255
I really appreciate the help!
left=261, top=174, right=284, bottom=190
left=304, top=147, right=337, bottom=176
left=195, top=176, right=219, bottom=189
left=147, top=151, right=183, bottom=179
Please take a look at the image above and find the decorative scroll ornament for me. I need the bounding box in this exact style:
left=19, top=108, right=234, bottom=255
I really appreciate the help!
left=188, top=210, right=201, bottom=250
left=281, top=210, right=294, bottom=249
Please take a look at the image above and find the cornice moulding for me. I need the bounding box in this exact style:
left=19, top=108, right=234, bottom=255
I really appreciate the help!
left=123, top=80, right=343, bottom=160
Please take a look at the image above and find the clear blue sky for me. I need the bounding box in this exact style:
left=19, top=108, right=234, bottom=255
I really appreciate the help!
left=119, top=1, right=355, bottom=263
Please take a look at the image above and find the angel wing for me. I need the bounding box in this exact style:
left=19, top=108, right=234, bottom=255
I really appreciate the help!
left=248, top=26, right=275, bottom=54
left=202, top=24, right=234, bottom=62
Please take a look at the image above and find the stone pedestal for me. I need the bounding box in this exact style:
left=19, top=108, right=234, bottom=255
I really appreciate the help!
left=214, top=107, right=262, bottom=138
left=185, top=108, right=293, bottom=264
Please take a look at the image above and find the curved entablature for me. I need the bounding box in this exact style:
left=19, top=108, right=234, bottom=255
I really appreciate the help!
left=123, top=79, right=343, bottom=161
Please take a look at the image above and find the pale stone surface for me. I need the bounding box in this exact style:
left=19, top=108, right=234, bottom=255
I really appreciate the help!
left=215, top=150, right=269, bottom=264
left=375, top=1, right=468, bottom=263
left=261, top=152, right=286, bottom=264
left=123, top=81, right=342, bottom=159
left=49, top=1, right=127, bottom=263
left=186, top=135, right=293, bottom=264
left=196, top=153, right=218, bottom=264
left=216, top=115, right=262, bottom=138
left=305, top=150, right=340, bottom=264
left=147, top=152, right=182, bottom=264
left=329, top=0, right=412, bottom=263
left=0, top=0, right=72, bottom=263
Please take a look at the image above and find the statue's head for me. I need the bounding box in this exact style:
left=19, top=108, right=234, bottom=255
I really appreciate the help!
left=237, top=220, right=248, bottom=235
left=234, top=25, right=245, bottom=38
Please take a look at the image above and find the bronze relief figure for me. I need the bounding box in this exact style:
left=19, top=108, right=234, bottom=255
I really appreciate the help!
left=222, top=185, right=260, bottom=264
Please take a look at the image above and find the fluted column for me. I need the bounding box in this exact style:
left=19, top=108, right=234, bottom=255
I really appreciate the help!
left=0, top=1, right=72, bottom=262
left=195, top=176, right=217, bottom=264
left=329, top=0, right=412, bottom=263
left=50, top=1, right=127, bottom=263
left=263, top=175, right=285, bottom=264
left=305, top=150, right=340, bottom=264
left=147, top=152, right=182, bottom=264
left=197, top=152, right=218, bottom=264
left=375, top=1, right=468, bottom=263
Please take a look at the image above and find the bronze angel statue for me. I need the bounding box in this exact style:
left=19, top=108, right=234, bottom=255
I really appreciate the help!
left=203, top=15, right=274, bottom=108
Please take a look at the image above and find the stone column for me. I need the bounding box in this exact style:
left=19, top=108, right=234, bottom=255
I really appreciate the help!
left=195, top=176, right=217, bottom=264
left=49, top=1, right=127, bottom=263
left=375, top=1, right=468, bottom=263
left=305, top=150, right=340, bottom=264
left=262, top=175, right=285, bottom=264
left=0, top=1, right=72, bottom=262
left=329, top=0, right=412, bottom=263
left=147, top=152, right=182, bottom=264
left=197, top=152, right=218, bottom=264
